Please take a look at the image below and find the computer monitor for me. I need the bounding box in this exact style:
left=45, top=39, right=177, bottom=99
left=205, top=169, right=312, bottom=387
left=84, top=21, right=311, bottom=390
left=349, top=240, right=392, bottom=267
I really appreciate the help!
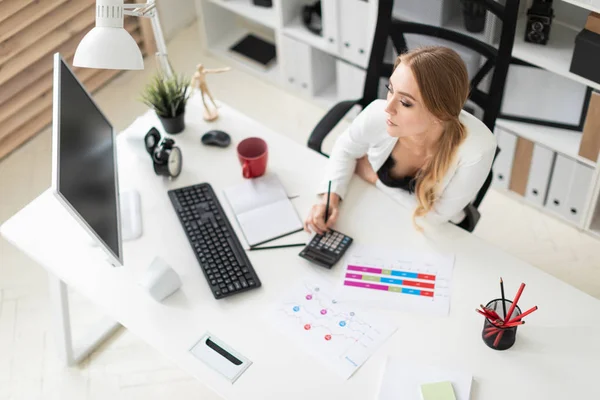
left=51, top=53, right=123, bottom=267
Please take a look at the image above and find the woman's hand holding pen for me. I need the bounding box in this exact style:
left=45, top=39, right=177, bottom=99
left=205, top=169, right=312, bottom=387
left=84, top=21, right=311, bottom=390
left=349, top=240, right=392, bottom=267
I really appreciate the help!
left=304, top=193, right=340, bottom=235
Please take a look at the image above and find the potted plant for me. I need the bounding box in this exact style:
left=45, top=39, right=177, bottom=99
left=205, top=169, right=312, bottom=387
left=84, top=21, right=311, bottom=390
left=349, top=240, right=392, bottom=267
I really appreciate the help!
left=140, top=72, right=191, bottom=134
left=461, top=0, right=487, bottom=33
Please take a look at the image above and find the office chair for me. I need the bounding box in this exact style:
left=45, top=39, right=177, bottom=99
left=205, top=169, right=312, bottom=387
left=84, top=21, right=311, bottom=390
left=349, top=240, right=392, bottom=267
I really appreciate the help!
left=307, top=0, right=521, bottom=232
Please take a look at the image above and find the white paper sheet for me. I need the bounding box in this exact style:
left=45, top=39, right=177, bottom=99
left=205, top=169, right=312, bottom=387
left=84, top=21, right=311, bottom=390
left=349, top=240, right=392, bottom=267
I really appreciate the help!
left=378, top=357, right=472, bottom=400
left=265, top=278, right=397, bottom=380
left=337, top=245, right=454, bottom=316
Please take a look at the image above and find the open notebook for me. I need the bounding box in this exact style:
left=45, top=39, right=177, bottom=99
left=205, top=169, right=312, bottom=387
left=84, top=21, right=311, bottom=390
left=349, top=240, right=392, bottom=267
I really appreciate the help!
left=223, top=174, right=303, bottom=247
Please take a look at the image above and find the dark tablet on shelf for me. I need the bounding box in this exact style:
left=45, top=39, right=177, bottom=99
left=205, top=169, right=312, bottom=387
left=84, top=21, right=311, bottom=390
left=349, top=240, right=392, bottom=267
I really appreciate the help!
left=229, top=34, right=276, bottom=69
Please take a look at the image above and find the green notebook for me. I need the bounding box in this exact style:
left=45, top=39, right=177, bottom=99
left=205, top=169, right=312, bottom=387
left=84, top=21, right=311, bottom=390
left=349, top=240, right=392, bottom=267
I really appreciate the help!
left=420, top=381, right=457, bottom=400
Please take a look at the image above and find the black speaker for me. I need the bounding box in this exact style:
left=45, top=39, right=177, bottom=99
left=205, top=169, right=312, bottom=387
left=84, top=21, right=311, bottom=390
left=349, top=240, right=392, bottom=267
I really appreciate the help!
left=252, top=0, right=272, bottom=7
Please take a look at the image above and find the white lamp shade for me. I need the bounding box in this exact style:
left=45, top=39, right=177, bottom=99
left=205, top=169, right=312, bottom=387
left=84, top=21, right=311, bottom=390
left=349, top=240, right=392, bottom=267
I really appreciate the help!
left=73, top=27, right=144, bottom=70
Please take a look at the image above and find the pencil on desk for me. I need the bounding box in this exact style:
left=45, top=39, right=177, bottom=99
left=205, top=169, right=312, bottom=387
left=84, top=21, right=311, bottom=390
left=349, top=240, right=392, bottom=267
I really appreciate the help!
left=500, top=277, right=508, bottom=321
left=505, top=282, right=526, bottom=321
left=248, top=243, right=307, bottom=251
left=324, top=180, right=331, bottom=223
left=506, top=305, right=538, bottom=324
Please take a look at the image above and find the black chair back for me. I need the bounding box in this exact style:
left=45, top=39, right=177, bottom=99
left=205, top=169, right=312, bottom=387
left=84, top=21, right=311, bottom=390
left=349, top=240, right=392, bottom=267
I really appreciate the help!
left=359, top=0, right=520, bottom=210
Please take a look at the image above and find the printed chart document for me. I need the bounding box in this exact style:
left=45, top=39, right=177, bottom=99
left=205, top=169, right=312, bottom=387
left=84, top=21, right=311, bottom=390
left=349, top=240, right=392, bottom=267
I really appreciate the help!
left=223, top=173, right=303, bottom=247
left=378, top=357, right=472, bottom=400
left=338, top=245, right=455, bottom=316
left=265, top=278, right=397, bottom=379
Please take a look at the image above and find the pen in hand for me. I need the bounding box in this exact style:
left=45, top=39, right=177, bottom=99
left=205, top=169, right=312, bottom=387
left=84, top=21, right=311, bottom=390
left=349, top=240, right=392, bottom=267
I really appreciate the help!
left=324, top=180, right=331, bottom=224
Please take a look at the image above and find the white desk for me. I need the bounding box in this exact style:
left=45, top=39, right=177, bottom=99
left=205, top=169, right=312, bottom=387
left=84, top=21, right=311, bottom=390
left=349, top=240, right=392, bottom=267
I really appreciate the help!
left=2, top=97, right=600, bottom=399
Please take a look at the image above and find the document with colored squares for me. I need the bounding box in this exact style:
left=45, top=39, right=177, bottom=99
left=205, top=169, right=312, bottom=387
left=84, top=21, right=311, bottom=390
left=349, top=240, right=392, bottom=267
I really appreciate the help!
left=338, top=245, right=454, bottom=316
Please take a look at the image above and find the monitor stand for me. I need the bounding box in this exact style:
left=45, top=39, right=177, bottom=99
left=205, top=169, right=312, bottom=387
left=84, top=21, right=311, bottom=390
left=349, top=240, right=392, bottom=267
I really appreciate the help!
left=121, top=189, right=142, bottom=241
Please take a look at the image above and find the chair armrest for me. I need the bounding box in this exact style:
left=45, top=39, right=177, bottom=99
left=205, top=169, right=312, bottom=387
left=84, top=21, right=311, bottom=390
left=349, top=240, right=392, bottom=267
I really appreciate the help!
left=307, top=99, right=361, bottom=157
left=456, top=202, right=481, bottom=233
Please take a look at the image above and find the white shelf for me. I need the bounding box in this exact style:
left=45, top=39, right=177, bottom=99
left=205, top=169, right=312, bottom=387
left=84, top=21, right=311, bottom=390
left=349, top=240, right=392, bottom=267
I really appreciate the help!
left=206, top=0, right=277, bottom=29
left=561, top=0, right=600, bottom=14
left=496, top=118, right=596, bottom=167
left=512, top=17, right=600, bottom=92
left=282, top=17, right=337, bottom=58
left=208, top=27, right=280, bottom=84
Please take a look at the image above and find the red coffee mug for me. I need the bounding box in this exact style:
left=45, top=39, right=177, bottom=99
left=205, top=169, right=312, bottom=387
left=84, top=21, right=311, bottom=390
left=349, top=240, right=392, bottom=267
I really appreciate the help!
left=237, top=137, right=268, bottom=178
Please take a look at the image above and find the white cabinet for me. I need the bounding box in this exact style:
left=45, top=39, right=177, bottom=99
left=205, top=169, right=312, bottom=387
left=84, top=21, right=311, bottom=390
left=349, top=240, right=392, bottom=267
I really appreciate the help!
left=524, top=144, right=555, bottom=206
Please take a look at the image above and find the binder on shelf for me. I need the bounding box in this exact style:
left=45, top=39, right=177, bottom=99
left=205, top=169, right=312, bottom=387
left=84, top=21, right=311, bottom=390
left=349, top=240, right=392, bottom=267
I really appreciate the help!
left=509, top=137, right=535, bottom=196
left=525, top=144, right=556, bottom=207
left=492, top=128, right=518, bottom=190
left=339, top=0, right=371, bottom=68
left=281, top=35, right=309, bottom=92
left=321, top=0, right=341, bottom=54
left=281, top=34, right=335, bottom=97
left=579, top=91, right=600, bottom=163
left=564, top=162, right=595, bottom=225
left=546, top=154, right=577, bottom=217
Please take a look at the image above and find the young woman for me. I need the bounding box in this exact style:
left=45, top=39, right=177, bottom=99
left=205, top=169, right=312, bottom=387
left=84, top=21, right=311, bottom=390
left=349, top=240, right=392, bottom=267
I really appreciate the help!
left=304, top=46, right=496, bottom=233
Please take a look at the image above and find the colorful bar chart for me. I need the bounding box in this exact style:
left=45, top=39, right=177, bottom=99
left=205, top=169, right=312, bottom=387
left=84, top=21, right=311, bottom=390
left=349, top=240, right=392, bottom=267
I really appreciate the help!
left=343, top=265, right=436, bottom=297
left=339, top=246, right=454, bottom=316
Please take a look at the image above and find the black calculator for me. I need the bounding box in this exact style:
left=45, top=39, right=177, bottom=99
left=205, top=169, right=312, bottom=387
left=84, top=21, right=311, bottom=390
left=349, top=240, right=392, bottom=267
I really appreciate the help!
left=298, top=230, right=353, bottom=269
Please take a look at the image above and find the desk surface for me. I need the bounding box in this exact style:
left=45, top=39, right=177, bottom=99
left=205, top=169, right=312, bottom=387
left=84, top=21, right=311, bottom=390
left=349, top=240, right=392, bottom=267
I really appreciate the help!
left=2, top=97, right=600, bottom=399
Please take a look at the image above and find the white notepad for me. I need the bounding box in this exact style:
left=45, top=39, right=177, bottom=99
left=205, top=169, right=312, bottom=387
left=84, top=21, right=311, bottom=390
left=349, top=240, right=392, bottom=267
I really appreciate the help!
left=377, top=357, right=472, bottom=400
left=223, top=173, right=303, bottom=247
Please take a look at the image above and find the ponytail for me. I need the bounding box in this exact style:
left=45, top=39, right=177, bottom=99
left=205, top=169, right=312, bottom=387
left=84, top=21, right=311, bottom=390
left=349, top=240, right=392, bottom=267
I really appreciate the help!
left=412, top=118, right=466, bottom=230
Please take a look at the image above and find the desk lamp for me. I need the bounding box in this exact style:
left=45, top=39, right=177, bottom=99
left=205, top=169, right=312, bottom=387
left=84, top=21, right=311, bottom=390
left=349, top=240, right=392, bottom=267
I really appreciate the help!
left=73, top=0, right=173, bottom=77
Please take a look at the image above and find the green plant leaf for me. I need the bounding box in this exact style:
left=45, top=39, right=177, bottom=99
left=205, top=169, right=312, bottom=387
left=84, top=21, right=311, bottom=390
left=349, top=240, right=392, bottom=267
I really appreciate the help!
left=139, top=71, right=191, bottom=118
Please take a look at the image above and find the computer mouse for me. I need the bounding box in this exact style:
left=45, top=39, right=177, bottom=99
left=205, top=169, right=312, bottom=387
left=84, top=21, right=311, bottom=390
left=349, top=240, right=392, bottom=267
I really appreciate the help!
left=201, top=130, right=231, bottom=148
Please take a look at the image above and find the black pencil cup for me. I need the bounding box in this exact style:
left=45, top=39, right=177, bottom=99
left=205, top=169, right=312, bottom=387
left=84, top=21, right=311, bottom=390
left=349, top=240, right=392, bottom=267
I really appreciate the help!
left=481, top=298, right=522, bottom=351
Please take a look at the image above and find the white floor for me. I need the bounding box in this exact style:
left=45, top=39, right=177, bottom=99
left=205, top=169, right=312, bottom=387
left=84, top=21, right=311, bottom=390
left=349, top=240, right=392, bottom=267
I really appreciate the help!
left=1, top=21, right=600, bottom=400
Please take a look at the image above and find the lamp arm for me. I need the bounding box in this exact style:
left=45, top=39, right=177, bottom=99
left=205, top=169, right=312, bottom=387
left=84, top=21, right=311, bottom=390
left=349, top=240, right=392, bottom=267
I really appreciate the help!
left=123, top=1, right=173, bottom=77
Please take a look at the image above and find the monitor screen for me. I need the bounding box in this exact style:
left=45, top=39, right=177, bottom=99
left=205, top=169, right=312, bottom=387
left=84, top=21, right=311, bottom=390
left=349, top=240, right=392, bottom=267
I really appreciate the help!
left=52, top=53, right=122, bottom=266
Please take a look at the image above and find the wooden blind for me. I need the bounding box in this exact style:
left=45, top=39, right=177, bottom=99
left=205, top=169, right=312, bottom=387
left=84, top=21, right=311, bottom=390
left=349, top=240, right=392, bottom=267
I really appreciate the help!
left=0, top=0, right=157, bottom=160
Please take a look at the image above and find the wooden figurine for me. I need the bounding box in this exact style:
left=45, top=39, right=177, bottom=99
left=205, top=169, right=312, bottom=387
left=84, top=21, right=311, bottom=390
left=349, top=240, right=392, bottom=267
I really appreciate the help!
left=191, top=63, right=231, bottom=121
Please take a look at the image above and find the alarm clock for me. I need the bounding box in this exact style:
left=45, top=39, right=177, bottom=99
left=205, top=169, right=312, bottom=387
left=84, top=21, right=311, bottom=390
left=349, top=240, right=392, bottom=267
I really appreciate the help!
left=144, top=127, right=183, bottom=178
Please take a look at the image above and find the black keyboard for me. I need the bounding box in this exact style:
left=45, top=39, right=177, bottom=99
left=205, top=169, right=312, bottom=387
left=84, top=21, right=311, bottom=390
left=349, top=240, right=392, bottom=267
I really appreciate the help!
left=168, top=183, right=261, bottom=299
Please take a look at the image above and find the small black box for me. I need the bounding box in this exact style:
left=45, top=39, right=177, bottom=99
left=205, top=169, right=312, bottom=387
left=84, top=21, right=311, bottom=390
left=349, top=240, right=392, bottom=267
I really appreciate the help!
left=252, top=0, right=272, bottom=7
left=570, top=29, right=600, bottom=85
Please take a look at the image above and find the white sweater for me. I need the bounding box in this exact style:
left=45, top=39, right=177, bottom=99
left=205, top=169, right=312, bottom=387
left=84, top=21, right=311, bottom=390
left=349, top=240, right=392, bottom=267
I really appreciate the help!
left=319, top=99, right=497, bottom=225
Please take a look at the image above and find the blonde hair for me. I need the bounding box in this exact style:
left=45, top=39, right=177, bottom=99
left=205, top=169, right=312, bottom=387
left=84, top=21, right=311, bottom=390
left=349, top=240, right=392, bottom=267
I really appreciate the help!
left=393, top=46, right=469, bottom=230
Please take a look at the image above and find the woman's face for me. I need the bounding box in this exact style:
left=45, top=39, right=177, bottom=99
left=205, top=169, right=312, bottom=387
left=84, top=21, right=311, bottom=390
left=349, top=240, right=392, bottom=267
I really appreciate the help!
left=385, top=62, right=438, bottom=139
